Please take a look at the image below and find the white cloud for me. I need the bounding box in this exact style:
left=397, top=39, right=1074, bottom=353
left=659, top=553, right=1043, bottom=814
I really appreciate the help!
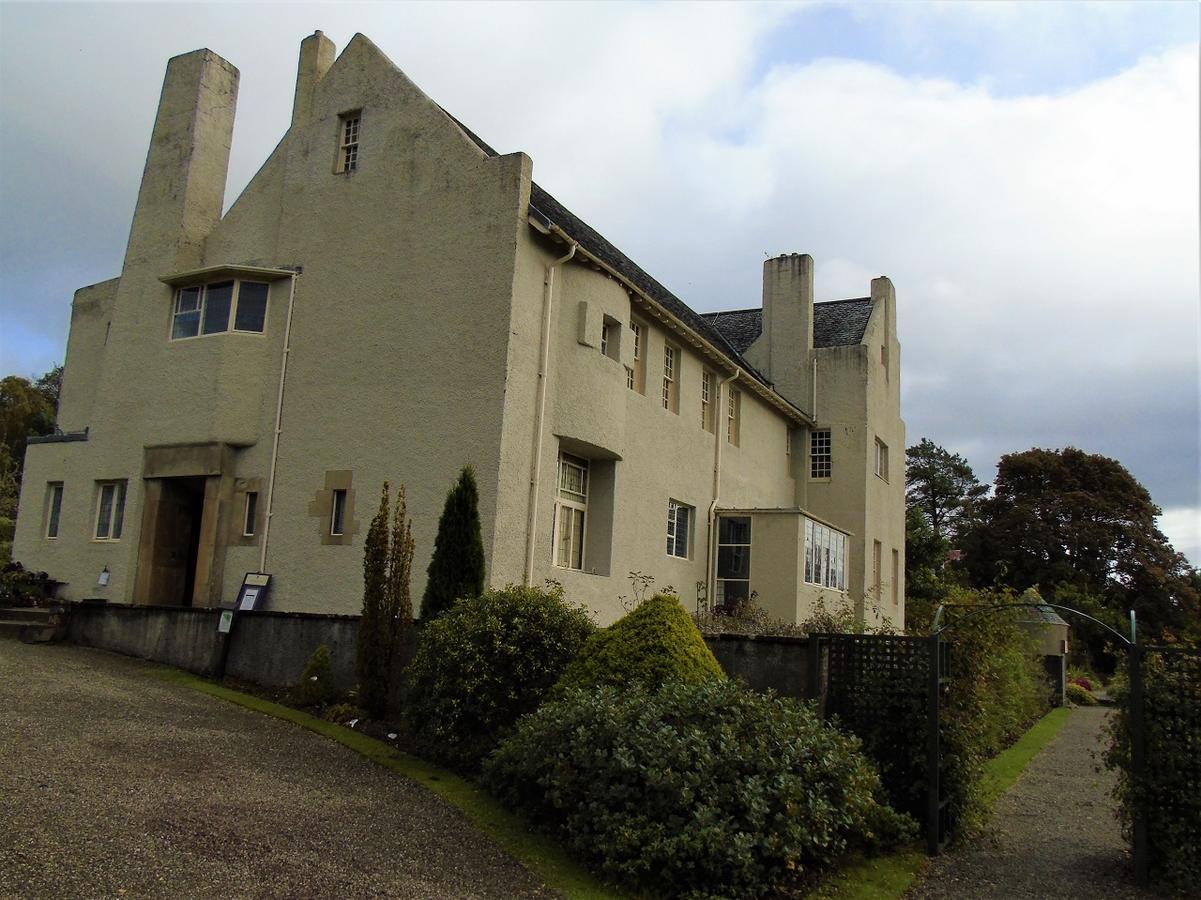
left=1158, top=507, right=1201, bottom=569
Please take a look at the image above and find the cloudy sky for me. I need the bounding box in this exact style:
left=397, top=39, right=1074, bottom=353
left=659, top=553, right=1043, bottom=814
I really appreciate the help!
left=1, top=1, right=1198, bottom=562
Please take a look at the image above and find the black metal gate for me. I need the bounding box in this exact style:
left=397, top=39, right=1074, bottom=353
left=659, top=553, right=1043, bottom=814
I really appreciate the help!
left=808, top=632, right=950, bottom=854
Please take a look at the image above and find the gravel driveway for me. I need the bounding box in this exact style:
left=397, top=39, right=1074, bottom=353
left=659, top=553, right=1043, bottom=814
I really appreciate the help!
left=909, top=706, right=1153, bottom=899
left=0, top=640, right=554, bottom=899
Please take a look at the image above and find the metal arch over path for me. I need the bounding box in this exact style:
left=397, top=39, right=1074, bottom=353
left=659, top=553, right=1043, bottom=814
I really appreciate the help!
left=930, top=601, right=1136, bottom=646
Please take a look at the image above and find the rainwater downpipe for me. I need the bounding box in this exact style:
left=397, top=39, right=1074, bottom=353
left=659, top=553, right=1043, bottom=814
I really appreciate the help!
left=706, top=368, right=741, bottom=602
left=259, top=271, right=299, bottom=573
left=523, top=235, right=578, bottom=585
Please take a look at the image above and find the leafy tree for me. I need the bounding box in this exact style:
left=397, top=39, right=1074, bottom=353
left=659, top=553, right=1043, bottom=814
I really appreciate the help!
left=903, top=505, right=951, bottom=633
left=0, top=367, right=62, bottom=519
left=422, top=465, right=485, bottom=618
left=358, top=483, right=392, bottom=717
left=961, top=447, right=1199, bottom=645
left=905, top=438, right=988, bottom=542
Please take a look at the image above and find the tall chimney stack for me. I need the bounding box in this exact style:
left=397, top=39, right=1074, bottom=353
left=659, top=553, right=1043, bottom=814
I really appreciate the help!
left=292, top=31, right=336, bottom=126
left=122, top=49, right=239, bottom=274
left=759, top=253, right=815, bottom=410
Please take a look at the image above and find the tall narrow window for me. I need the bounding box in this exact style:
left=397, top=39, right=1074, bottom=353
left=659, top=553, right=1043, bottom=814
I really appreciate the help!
left=666, top=500, right=692, bottom=559
left=330, top=489, right=348, bottom=536
left=337, top=112, right=361, bottom=173
left=811, top=429, right=832, bottom=478
left=627, top=320, right=645, bottom=393
left=785, top=427, right=792, bottom=457
left=875, top=438, right=890, bottom=481
left=94, top=480, right=127, bottom=541
left=554, top=453, right=588, bottom=570
left=701, top=370, right=715, bottom=432
left=873, top=540, right=882, bottom=599
left=726, top=389, right=741, bottom=446
left=662, top=344, right=679, bottom=412
left=716, top=516, right=752, bottom=609
left=243, top=491, right=259, bottom=538
left=891, top=549, right=900, bottom=606
left=46, top=483, right=63, bottom=539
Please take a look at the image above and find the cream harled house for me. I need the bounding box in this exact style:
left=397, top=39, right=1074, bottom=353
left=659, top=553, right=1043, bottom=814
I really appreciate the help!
left=14, top=33, right=906, bottom=628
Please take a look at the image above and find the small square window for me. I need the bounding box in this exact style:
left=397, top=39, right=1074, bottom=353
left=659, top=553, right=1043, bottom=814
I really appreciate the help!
left=330, top=489, right=348, bottom=536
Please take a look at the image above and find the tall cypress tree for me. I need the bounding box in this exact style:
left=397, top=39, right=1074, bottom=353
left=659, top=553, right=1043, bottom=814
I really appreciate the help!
left=358, top=482, right=391, bottom=717
left=422, top=466, right=486, bottom=619
left=386, top=482, right=416, bottom=665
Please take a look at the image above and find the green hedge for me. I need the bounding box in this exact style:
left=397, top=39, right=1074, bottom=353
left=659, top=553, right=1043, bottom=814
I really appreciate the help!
left=403, top=584, right=595, bottom=770
left=553, top=593, right=723, bottom=696
left=1105, top=649, right=1201, bottom=891
left=484, top=678, right=915, bottom=899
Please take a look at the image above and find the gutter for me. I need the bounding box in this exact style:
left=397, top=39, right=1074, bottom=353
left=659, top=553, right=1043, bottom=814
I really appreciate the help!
left=522, top=226, right=578, bottom=585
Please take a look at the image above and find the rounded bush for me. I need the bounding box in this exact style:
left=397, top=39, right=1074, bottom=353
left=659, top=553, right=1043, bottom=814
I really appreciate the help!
left=553, top=593, right=724, bottom=696
left=484, top=679, right=916, bottom=899
left=403, top=584, right=595, bottom=769
left=1066, top=682, right=1098, bottom=706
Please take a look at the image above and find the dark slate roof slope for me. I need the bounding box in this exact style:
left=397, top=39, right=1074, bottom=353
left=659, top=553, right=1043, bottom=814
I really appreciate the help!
left=813, top=297, right=873, bottom=348
left=701, top=297, right=875, bottom=353
left=442, top=109, right=771, bottom=386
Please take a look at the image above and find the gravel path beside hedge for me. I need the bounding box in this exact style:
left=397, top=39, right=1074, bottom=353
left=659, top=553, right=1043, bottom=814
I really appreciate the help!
left=0, top=640, right=554, bottom=899
left=910, top=706, right=1153, bottom=899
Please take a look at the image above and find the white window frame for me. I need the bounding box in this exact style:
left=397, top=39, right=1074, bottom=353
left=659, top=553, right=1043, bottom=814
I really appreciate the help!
left=93, top=480, right=128, bottom=542
left=330, top=488, right=348, bottom=536
left=337, top=112, right=361, bottom=173
left=662, top=344, right=678, bottom=412
left=46, top=482, right=63, bottom=539
left=171, top=280, right=269, bottom=341
left=811, top=429, right=832, bottom=479
left=666, top=500, right=692, bottom=559
left=804, top=518, right=848, bottom=591
left=553, top=453, right=588, bottom=570
left=627, top=320, right=645, bottom=392
left=726, top=388, right=740, bottom=446
left=701, top=370, right=714, bottom=432
left=875, top=437, right=889, bottom=481
left=243, top=491, right=259, bottom=538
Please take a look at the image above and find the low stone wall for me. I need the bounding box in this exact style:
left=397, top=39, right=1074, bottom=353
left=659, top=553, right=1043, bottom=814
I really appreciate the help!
left=67, top=602, right=360, bottom=691
left=703, top=632, right=812, bottom=699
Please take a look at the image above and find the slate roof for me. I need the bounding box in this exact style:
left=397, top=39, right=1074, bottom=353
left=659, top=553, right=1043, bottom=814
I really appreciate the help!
left=700, top=296, right=875, bottom=354
left=443, top=110, right=774, bottom=389
left=1022, top=605, right=1070, bottom=627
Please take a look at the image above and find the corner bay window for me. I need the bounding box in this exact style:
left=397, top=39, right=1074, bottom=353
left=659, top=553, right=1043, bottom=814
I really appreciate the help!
left=172, top=280, right=269, bottom=340
left=716, top=516, right=751, bottom=609
left=554, top=453, right=588, bottom=570
left=804, top=518, right=847, bottom=591
left=94, top=480, right=127, bottom=541
left=666, top=500, right=692, bottom=559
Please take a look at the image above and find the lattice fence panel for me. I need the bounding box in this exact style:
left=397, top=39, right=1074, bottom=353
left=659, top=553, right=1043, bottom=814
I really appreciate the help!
left=820, top=634, right=932, bottom=820
left=1142, top=647, right=1201, bottom=881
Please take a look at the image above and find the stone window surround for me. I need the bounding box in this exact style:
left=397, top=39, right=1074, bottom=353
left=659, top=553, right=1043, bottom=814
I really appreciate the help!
left=307, top=470, right=360, bottom=545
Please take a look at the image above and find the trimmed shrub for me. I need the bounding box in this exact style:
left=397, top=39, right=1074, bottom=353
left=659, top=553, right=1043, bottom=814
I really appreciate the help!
left=322, top=702, right=362, bottom=724
left=404, top=585, right=595, bottom=769
left=297, top=644, right=336, bottom=707
left=1066, top=682, right=1097, bottom=705
left=421, top=466, right=486, bottom=619
left=483, top=679, right=916, bottom=899
left=553, top=593, right=724, bottom=696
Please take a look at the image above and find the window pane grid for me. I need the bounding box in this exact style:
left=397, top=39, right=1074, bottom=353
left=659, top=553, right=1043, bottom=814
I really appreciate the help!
left=811, top=429, right=832, bottom=478
left=804, top=518, right=847, bottom=590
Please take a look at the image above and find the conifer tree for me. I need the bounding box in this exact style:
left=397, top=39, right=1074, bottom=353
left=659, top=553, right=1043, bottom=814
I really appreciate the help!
left=358, top=482, right=391, bottom=717
left=422, top=465, right=486, bottom=619
left=386, top=483, right=416, bottom=665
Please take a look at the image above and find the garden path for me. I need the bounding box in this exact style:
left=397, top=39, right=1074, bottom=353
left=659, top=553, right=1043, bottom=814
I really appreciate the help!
left=0, top=640, right=554, bottom=899
left=909, top=705, right=1153, bottom=899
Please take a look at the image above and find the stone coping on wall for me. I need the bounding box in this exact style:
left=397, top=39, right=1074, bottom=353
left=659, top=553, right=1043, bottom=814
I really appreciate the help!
left=701, top=631, right=811, bottom=646
left=68, top=600, right=361, bottom=623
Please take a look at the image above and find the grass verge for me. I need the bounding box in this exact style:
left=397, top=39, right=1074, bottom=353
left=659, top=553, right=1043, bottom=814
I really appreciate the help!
left=814, top=705, right=1072, bottom=900
left=979, top=705, right=1072, bottom=807
left=147, top=667, right=629, bottom=900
